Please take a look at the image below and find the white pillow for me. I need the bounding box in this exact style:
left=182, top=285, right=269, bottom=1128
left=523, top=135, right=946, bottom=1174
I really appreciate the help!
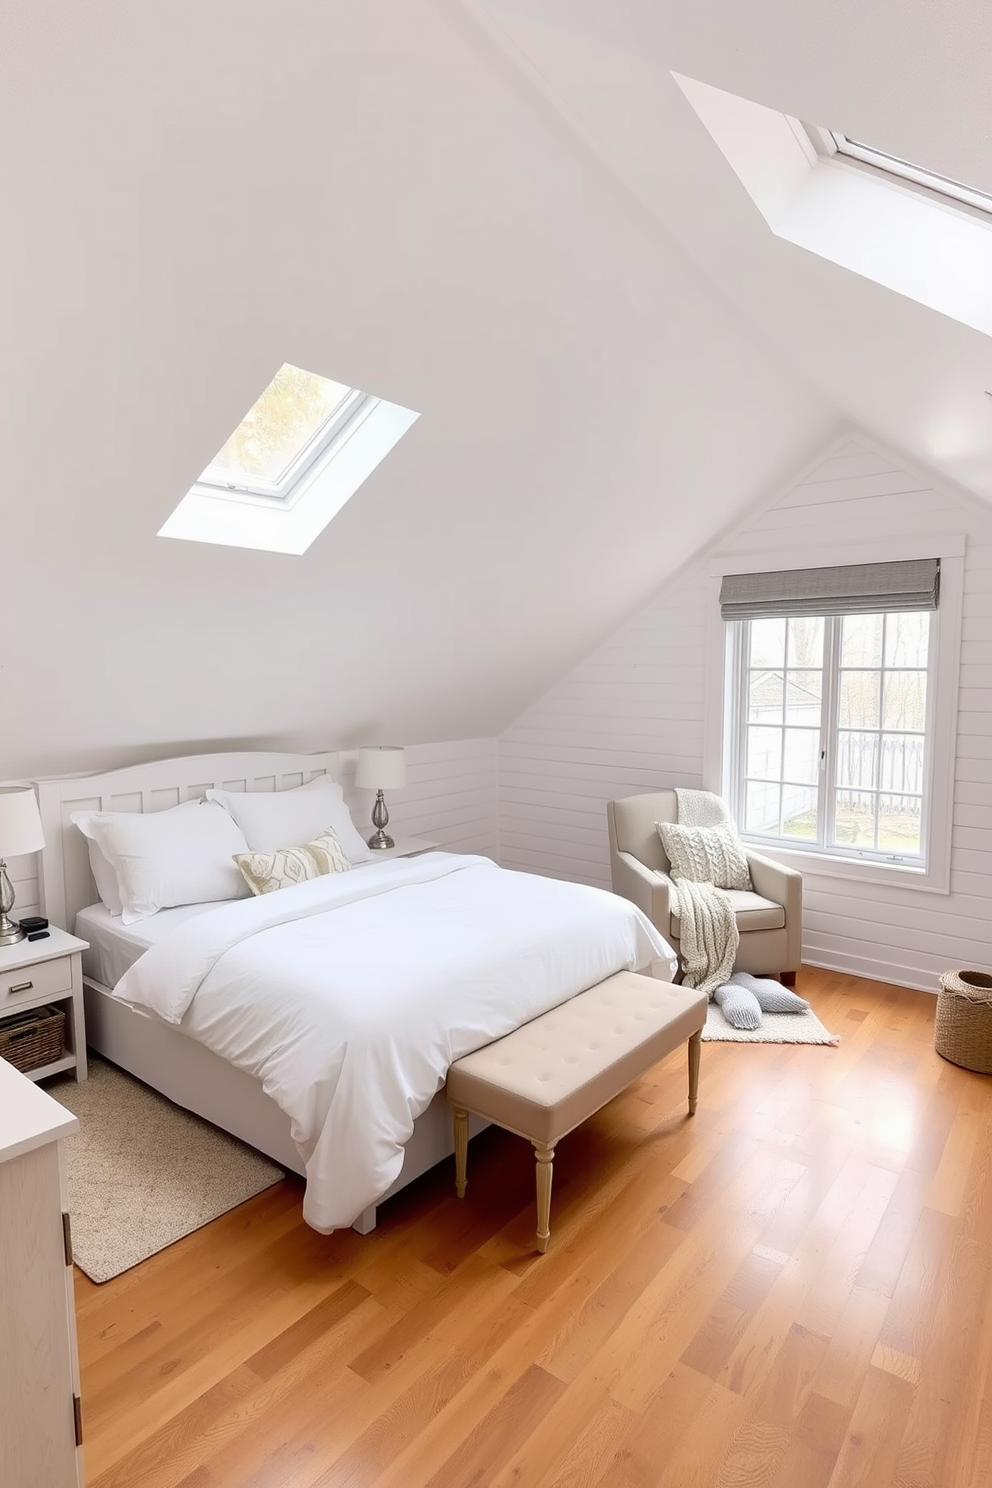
left=206, top=778, right=372, bottom=863
left=85, top=801, right=251, bottom=924
left=69, top=813, right=125, bottom=916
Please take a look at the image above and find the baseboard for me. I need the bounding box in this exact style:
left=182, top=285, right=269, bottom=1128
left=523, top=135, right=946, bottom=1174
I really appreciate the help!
left=801, top=952, right=940, bottom=995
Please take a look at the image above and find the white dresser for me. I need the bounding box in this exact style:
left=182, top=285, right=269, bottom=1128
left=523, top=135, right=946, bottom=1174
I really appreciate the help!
left=0, top=1058, right=83, bottom=1487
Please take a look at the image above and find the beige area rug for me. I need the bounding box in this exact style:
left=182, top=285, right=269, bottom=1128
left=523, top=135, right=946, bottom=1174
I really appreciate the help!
left=51, top=1058, right=285, bottom=1283
left=702, top=1002, right=840, bottom=1045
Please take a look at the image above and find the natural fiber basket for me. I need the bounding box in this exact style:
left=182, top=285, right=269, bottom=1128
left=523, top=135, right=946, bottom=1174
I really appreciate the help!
left=0, top=1003, right=66, bottom=1074
left=935, top=970, right=992, bottom=1073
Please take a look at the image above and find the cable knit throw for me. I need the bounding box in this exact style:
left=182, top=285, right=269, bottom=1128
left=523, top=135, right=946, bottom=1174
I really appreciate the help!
left=658, top=791, right=750, bottom=996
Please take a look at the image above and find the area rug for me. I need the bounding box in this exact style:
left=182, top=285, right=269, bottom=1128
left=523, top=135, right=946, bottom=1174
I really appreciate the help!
left=52, top=1058, right=285, bottom=1283
left=702, top=1002, right=839, bottom=1045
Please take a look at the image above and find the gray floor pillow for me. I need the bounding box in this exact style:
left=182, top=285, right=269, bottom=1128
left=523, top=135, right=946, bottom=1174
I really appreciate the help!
left=713, top=982, right=762, bottom=1030
left=730, top=971, right=810, bottom=1013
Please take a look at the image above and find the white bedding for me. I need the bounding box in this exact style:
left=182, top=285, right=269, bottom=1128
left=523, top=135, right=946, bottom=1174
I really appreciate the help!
left=111, top=852, right=677, bottom=1232
left=76, top=900, right=227, bottom=987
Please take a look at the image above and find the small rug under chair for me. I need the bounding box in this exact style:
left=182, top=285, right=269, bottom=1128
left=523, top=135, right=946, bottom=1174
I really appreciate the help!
left=51, top=1057, right=285, bottom=1283
left=702, top=1002, right=840, bottom=1045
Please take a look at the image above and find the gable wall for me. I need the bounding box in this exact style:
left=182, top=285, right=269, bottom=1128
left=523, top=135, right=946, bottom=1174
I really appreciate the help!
left=499, top=437, right=992, bottom=991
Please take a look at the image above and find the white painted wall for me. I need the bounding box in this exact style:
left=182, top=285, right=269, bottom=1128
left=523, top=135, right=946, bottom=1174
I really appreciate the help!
left=499, top=435, right=992, bottom=992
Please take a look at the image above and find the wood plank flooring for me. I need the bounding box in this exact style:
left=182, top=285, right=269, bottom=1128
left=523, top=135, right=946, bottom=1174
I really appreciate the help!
left=73, top=969, right=992, bottom=1487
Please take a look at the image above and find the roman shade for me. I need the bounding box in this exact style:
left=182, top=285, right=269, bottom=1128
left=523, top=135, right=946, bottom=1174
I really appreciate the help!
left=719, top=557, right=940, bottom=620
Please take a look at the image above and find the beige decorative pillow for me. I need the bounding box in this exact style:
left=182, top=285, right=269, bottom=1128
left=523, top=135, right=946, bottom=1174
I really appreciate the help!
left=656, top=821, right=752, bottom=891
left=233, top=826, right=351, bottom=896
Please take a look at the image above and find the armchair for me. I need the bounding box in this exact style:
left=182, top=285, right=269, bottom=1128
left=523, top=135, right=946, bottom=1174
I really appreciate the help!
left=607, top=791, right=802, bottom=984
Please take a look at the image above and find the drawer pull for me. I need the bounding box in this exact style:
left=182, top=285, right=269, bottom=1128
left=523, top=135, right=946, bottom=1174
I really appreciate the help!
left=8, top=981, right=33, bottom=994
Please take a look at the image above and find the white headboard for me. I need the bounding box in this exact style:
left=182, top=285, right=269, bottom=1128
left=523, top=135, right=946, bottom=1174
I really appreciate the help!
left=35, top=750, right=338, bottom=933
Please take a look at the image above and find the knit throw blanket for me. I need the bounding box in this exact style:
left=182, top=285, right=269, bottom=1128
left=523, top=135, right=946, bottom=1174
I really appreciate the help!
left=669, top=790, right=740, bottom=996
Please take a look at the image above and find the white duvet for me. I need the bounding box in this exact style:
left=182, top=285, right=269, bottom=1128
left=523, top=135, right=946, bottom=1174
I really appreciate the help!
left=113, top=853, right=677, bottom=1231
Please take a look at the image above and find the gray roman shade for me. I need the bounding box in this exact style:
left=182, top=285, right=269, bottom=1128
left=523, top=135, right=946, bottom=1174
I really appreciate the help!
left=720, top=558, right=940, bottom=621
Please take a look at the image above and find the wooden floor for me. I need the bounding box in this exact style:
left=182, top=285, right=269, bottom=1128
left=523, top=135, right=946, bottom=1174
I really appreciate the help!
left=74, top=968, right=992, bottom=1488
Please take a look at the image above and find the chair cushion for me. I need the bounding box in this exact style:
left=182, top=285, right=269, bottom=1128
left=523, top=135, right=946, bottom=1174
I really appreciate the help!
left=724, top=890, right=786, bottom=932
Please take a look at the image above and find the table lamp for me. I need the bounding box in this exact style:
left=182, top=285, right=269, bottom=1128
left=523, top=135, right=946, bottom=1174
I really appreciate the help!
left=354, top=746, right=407, bottom=850
left=0, top=788, right=45, bottom=946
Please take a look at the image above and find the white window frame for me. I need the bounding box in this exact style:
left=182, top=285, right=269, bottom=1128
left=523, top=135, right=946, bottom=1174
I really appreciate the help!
left=825, top=132, right=992, bottom=219
left=704, top=535, right=965, bottom=894
left=725, top=610, right=935, bottom=869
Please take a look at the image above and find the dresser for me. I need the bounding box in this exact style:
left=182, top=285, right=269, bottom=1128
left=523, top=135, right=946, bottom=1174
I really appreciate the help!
left=0, top=1058, right=83, bottom=1487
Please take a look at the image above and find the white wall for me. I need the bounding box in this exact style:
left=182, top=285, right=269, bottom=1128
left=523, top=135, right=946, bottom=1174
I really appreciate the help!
left=499, top=435, right=992, bottom=992
left=6, top=737, right=498, bottom=930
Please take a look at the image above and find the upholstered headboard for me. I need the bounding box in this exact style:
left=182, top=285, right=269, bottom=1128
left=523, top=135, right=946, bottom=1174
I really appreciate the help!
left=34, top=750, right=338, bottom=932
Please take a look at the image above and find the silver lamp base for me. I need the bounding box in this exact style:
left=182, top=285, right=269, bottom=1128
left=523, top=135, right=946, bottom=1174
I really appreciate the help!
left=0, top=861, right=25, bottom=944
left=366, top=790, right=395, bottom=850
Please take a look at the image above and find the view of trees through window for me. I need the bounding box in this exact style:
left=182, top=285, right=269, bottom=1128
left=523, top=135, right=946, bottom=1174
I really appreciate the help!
left=740, top=610, right=930, bottom=858
left=207, top=363, right=352, bottom=487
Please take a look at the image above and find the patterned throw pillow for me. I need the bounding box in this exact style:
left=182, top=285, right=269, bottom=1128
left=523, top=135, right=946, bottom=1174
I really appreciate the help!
left=233, top=826, right=351, bottom=896
left=656, top=821, right=753, bottom=891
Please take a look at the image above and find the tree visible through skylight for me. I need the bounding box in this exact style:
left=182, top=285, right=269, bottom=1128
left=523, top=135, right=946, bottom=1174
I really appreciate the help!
left=204, top=363, right=357, bottom=493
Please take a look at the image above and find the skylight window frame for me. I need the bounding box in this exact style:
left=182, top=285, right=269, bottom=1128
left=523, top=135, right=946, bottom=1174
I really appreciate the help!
left=824, top=130, right=992, bottom=218
left=198, top=386, right=377, bottom=505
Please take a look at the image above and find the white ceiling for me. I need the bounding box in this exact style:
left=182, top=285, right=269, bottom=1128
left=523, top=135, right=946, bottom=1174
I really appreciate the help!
left=475, top=0, right=992, bottom=499
left=17, top=0, right=982, bottom=776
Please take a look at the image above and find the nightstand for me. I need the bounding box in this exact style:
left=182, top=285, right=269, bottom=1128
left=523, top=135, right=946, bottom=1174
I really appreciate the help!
left=0, top=928, right=89, bottom=1082
left=365, top=835, right=441, bottom=861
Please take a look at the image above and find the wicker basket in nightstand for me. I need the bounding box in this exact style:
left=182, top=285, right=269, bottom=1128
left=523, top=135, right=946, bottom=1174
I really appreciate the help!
left=0, top=1003, right=66, bottom=1074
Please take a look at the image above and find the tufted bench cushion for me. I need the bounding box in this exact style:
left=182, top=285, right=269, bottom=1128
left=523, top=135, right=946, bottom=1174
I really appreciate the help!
left=446, top=970, right=707, bottom=1251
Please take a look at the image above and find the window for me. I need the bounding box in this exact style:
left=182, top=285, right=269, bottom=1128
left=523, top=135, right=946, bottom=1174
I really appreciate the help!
left=828, top=133, right=992, bottom=218
left=673, top=74, right=992, bottom=341
left=727, top=610, right=934, bottom=865
left=198, top=363, right=374, bottom=505
left=720, top=556, right=942, bottom=873
left=159, top=362, right=419, bottom=555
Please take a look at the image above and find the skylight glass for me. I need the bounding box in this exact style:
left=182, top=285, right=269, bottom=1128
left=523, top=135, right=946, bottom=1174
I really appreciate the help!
left=829, top=133, right=992, bottom=216
left=200, top=363, right=369, bottom=500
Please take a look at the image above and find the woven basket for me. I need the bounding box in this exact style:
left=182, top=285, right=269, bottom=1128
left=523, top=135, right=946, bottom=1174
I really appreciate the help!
left=935, top=970, right=992, bottom=1073
left=0, top=1003, right=66, bottom=1074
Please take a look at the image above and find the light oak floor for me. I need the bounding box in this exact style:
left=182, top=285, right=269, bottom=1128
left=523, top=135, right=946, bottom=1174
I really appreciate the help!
left=74, top=969, right=992, bottom=1488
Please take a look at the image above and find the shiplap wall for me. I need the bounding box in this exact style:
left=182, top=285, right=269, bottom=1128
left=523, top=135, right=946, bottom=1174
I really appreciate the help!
left=5, top=737, right=498, bottom=929
left=499, top=437, right=992, bottom=992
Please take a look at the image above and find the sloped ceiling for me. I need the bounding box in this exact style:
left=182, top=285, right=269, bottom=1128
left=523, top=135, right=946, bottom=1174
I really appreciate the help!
left=474, top=0, right=992, bottom=500
left=0, top=0, right=844, bottom=778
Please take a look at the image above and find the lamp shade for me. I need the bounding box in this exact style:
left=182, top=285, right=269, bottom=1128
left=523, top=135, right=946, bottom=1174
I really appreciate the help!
left=355, top=746, right=407, bottom=791
left=0, top=788, right=45, bottom=857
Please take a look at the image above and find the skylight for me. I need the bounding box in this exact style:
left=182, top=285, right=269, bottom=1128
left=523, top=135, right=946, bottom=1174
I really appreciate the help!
left=159, top=363, right=419, bottom=555
left=200, top=364, right=370, bottom=502
left=827, top=133, right=992, bottom=217
left=673, top=73, right=992, bottom=342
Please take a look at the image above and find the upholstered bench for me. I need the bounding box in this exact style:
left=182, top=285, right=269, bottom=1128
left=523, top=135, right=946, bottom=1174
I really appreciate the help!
left=446, top=971, right=707, bottom=1252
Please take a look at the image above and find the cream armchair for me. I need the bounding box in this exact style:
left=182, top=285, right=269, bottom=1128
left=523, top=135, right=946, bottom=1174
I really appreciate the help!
left=607, top=791, right=802, bottom=984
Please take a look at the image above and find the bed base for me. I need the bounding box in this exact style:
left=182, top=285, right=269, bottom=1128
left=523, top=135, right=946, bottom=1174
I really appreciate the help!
left=84, top=978, right=482, bottom=1235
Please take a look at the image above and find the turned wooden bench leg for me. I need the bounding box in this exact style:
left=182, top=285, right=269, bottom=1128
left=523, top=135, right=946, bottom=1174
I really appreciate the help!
left=688, top=1030, right=701, bottom=1116
left=453, top=1107, right=469, bottom=1198
left=533, top=1141, right=556, bottom=1253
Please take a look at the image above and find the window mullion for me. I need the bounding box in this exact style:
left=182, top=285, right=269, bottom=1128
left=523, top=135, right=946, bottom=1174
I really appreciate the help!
left=820, top=616, right=841, bottom=848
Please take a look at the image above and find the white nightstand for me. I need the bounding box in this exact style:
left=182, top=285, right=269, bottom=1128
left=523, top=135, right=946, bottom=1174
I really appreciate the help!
left=0, top=928, right=89, bottom=1082
left=365, top=835, right=441, bottom=861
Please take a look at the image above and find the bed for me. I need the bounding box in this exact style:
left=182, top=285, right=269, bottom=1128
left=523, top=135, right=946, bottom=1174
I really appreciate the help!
left=35, top=751, right=676, bottom=1234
